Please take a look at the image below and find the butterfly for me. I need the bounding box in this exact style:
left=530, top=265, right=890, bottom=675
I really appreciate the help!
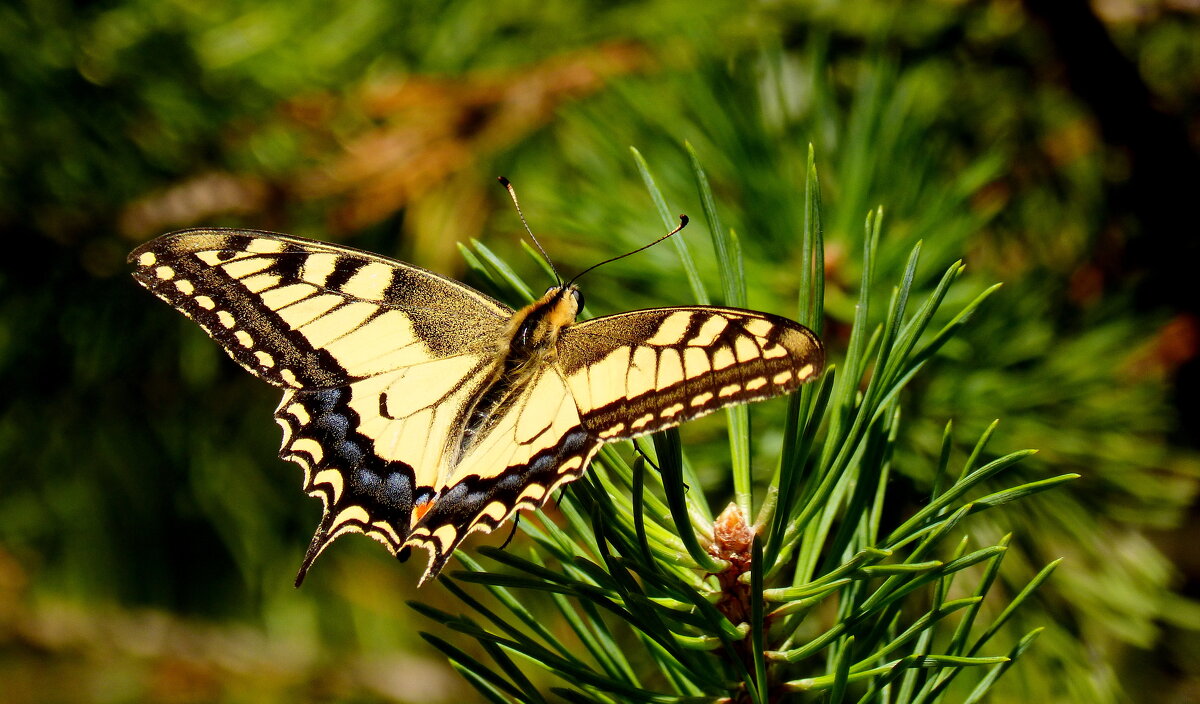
left=129, top=217, right=824, bottom=586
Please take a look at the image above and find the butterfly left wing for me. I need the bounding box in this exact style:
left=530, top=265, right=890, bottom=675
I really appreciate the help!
left=278, top=353, right=498, bottom=583
left=557, top=306, right=824, bottom=440
left=129, top=229, right=515, bottom=583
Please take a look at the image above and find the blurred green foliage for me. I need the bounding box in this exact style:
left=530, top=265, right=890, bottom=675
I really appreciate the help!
left=2, top=0, right=1199, bottom=702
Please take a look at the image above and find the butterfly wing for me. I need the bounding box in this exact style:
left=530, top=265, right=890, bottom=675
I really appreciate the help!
left=129, top=229, right=512, bottom=582
left=404, top=305, right=823, bottom=585
left=405, top=367, right=600, bottom=584
left=557, top=306, right=824, bottom=440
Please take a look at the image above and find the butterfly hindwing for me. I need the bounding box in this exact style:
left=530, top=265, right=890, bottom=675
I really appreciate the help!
left=405, top=306, right=824, bottom=584
left=405, top=368, right=600, bottom=584
left=558, top=306, right=824, bottom=440
left=278, top=355, right=498, bottom=583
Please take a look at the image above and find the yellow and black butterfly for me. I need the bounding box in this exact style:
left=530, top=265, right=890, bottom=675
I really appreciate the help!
left=129, top=206, right=824, bottom=586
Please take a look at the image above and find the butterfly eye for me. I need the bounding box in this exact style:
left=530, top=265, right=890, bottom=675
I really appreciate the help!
left=571, top=288, right=585, bottom=311
left=544, top=285, right=558, bottom=296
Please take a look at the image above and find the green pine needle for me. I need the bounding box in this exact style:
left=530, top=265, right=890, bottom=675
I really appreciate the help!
left=417, top=150, right=1063, bottom=703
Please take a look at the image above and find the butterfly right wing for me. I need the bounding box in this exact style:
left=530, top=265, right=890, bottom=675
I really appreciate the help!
left=129, top=229, right=512, bottom=582
left=557, top=306, right=824, bottom=440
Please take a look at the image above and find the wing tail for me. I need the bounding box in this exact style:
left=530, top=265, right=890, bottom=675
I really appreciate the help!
left=277, top=386, right=421, bottom=581
left=295, top=512, right=336, bottom=587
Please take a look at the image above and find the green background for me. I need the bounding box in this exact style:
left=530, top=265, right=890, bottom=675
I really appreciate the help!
left=2, top=0, right=1199, bottom=701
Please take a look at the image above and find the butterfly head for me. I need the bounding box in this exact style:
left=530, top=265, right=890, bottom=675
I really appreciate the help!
left=543, top=284, right=584, bottom=316
left=509, top=284, right=583, bottom=354
left=536, top=283, right=583, bottom=332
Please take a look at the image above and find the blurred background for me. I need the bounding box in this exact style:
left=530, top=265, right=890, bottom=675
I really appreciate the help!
left=2, top=0, right=1199, bottom=701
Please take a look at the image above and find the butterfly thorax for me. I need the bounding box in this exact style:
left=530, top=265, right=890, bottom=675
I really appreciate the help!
left=453, top=285, right=581, bottom=462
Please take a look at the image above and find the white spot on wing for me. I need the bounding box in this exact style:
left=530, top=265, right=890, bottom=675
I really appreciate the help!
left=630, top=413, right=654, bottom=430
left=645, top=311, right=693, bottom=345
left=656, top=347, right=684, bottom=390
left=482, top=501, right=508, bottom=522
left=332, top=505, right=370, bottom=528
left=291, top=437, right=324, bottom=464
left=221, top=257, right=273, bottom=280
left=240, top=273, right=281, bottom=294
left=342, top=262, right=396, bottom=300
left=302, top=253, right=339, bottom=286
left=287, top=402, right=310, bottom=425
left=298, top=301, right=377, bottom=347
left=277, top=293, right=342, bottom=328
left=598, top=422, right=626, bottom=439
left=735, top=336, right=760, bottom=362
left=262, top=283, right=315, bottom=310
left=660, top=402, right=684, bottom=418
left=247, top=238, right=285, bottom=254
left=313, top=468, right=345, bottom=503
left=518, top=484, right=547, bottom=502
left=627, top=346, right=657, bottom=398
left=432, top=524, right=458, bottom=551
left=683, top=347, right=710, bottom=378
left=744, top=318, right=773, bottom=337
left=689, top=315, right=727, bottom=346
left=712, top=347, right=736, bottom=370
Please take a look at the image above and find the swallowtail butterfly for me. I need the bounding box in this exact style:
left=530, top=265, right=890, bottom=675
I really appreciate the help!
left=130, top=216, right=823, bottom=585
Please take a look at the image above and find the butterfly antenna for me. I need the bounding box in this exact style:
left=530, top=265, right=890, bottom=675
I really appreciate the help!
left=568, top=214, right=688, bottom=287
left=498, top=176, right=561, bottom=286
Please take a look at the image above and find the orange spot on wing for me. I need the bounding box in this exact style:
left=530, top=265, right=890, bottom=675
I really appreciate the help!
left=413, top=498, right=434, bottom=521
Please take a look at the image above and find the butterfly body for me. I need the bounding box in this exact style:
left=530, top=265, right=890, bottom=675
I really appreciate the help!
left=458, top=285, right=581, bottom=458
left=130, top=229, right=823, bottom=585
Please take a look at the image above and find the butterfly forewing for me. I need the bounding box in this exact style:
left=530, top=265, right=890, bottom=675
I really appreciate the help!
left=129, top=229, right=511, bottom=388
left=557, top=307, right=824, bottom=440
